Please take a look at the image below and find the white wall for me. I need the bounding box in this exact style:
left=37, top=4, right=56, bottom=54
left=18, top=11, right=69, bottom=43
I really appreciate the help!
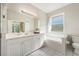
left=48, top=4, right=79, bottom=35
left=38, top=10, right=47, bottom=33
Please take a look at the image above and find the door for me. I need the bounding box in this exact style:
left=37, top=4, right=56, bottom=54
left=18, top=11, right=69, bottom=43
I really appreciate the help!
left=1, top=3, right=7, bottom=56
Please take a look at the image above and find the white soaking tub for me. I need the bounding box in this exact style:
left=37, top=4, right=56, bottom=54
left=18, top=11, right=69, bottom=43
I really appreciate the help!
left=45, top=33, right=67, bottom=55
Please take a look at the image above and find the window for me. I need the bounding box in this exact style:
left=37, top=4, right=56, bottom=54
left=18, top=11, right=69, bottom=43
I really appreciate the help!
left=48, top=13, right=64, bottom=32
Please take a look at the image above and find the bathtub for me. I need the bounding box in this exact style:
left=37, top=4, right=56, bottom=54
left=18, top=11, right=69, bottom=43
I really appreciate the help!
left=45, top=33, right=67, bottom=55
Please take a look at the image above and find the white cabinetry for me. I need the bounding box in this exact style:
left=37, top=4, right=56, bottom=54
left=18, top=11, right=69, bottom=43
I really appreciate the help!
left=6, top=34, right=44, bottom=56
left=33, top=35, right=44, bottom=50
left=22, top=35, right=44, bottom=56
left=6, top=38, right=22, bottom=56
left=22, top=37, right=33, bottom=55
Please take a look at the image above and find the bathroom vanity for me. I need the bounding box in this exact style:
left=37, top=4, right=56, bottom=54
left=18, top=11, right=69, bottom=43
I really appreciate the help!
left=6, top=33, right=44, bottom=56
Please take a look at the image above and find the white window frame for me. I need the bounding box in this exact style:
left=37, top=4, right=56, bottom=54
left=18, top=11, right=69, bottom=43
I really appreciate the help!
left=48, top=12, right=65, bottom=33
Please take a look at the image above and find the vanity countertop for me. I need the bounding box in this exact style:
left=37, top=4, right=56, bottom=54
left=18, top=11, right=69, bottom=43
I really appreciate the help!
left=6, top=33, right=44, bottom=40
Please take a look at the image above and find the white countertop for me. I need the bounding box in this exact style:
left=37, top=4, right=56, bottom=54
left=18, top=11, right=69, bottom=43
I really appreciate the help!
left=6, top=33, right=43, bottom=40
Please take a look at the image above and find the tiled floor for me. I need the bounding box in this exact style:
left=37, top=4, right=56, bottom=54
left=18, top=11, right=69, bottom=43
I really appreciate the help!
left=28, top=46, right=63, bottom=56
left=28, top=45, right=79, bottom=56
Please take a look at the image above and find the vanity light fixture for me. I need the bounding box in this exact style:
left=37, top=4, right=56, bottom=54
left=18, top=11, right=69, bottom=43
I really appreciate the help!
left=20, top=10, right=37, bottom=17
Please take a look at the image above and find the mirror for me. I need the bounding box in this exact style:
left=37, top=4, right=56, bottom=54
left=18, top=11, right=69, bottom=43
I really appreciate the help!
left=7, top=8, right=39, bottom=34
left=11, top=21, right=24, bottom=33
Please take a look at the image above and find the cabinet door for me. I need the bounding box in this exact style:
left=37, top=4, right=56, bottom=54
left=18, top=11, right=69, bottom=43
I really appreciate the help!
left=31, top=35, right=44, bottom=51
left=30, top=36, right=38, bottom=51
left=22, top=37, right=32, bottom=56
left=32, top=36, right=41, bottom=50
left=7, top=40, right=21, bottom=56
left=34, top=35, right=44, bottom=50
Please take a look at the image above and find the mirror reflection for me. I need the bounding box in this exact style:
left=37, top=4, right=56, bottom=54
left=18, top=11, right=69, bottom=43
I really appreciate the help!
left=7, top=7, right=39, bottom=34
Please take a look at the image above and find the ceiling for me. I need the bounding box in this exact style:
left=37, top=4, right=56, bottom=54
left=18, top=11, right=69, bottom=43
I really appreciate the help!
left=31, top=3, right=71, bottom=13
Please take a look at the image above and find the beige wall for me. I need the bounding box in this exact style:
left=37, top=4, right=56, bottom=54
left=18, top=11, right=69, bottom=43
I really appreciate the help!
left=48, top=3, right=79, bottom=35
